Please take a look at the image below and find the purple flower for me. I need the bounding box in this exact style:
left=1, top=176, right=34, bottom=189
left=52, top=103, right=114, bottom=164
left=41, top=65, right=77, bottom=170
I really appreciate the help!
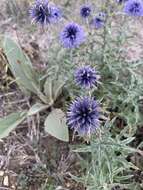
left=67, top=97, right=100, bottom=136
left=75, top=66, right=100, bottom=89
left=30, top=0, right=62, bottom=25
left=90, top=16, right=105, bottom=29
left=80, top=5, right=91, bottom=18
left=124, top=0, right=143, bottom=16
left=48, top=6, right=62, bottom=23
left=60, top=23, right=85, bottom=48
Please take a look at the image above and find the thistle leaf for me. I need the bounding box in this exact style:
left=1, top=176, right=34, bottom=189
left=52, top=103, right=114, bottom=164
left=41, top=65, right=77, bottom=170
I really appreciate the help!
left=44, top=109, right=69, bottom=142
left=0, top=112, right=27, bottom=139
left=28, top=103, right=50, bottom=116
left=3, top=36, right=40, bottom=94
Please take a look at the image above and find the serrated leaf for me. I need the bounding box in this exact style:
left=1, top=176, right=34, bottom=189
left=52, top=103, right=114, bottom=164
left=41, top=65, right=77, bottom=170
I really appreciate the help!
left=3, top=36, right=40, bottom=94
left=0, top=112, right=27, bottom=139
left=44, top=109, right=69, bottom=142
left=28, top=103, right=50, bottom=116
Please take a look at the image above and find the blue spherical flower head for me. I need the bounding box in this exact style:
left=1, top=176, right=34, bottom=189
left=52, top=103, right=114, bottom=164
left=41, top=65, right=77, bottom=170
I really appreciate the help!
left=124, top=0, right=143, bottom=16
left=60, top=23, right=85, bottom=48
left=48, top=6, right=62, bottom=23
left=67, top=97, right=100, bottom=137
left=30, top=0, right=62, bottom=25
left=90, top=16, right=105, bottom=29
left=30, top=0, right=48, bottom=25
left=80, top=5, right=91, bottom=18
left=75, top=66, right=100, bottom=89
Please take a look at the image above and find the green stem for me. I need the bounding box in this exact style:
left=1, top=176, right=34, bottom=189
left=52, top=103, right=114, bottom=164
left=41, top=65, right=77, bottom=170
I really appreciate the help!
left=101, top=0, right=110, bottom=66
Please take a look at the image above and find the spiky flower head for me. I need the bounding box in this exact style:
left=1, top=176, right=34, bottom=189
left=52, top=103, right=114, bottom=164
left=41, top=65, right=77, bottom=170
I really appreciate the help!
left=75, top=66, right=100, bottom=89
left=60, top=23, right=85, bottom=48
left=80, top=5, right=91, bottom=18
left=90, top=13, right=105, bottom=29
left=30, top=0, right=62, bottom=25
left=67, top=97, right=100, bottom=136
left=48, top=6, right=62, bottom=23
left=124, top=0, right=143, bottom=16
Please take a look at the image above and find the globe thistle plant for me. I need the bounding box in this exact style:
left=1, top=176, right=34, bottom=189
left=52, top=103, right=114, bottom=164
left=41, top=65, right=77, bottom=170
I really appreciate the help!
left=30, top=0, right=62, bottom=25
left=74, top=66, right=100, bottom=89
left=67, top=97, right=100, bottom=137
left=80, top=5, right=91, bottom=18
left=123, top=0, right=143, bottom=16
left=60, top=23, right=85, bottom=48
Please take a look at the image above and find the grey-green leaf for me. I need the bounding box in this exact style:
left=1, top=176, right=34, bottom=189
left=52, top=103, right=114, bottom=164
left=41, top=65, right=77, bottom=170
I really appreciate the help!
left=52, top=79, right=65, bottom=101
left=28, top=103, right=50, bottom=116
left=0, top=112, right=27, bottom=139
left=44, top=78, right=53, bottom=102
left=44, top=109, right=69, bottom=142
left=3, top=36, right=40, bottom=94
left=44, top=77, right=65, bottom=102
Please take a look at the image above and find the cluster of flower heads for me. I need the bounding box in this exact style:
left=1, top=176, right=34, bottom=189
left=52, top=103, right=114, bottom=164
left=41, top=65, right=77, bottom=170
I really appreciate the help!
left=67, top=64, right=101, bottom=137
left=66, top=5, right=102, bottom=136
left=29, top=0, right=143, bottom=138
left=80, top=4, right=106, bottom=29
left=67, top=65, right=101, bottom=137
left=30, top=0, right=62, bottom=25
